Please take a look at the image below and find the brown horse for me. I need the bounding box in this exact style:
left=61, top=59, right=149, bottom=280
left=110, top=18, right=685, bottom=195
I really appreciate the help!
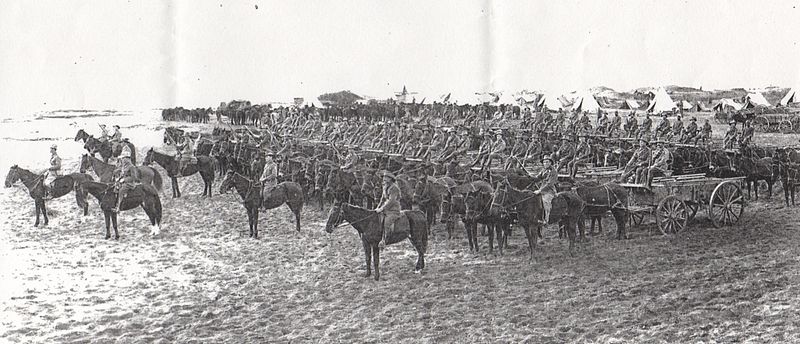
left=5, top=165, right=95, bottom=226
left=325, top=202, right=428, bottom=281
left=143, top=148, right=215, bottom=198
left=457, top=180, right=503, bottom=254
left=412, top=176, right=456, bottom=228
left=554, top=181, right=628, bottom=240
left=493, top=180, right=546, bottom=258
left=219, top=171, right=304, bottom=238
left=83, top=135, right=137, bottom=165
left=80, top=181, right=163, bottom=239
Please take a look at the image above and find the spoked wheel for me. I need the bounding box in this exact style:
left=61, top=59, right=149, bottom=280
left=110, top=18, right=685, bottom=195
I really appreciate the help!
left=708, top=181, right=745, bottom=228
left=753, top=116, right=769, bottom=133
left=779, top=119, right=793, bottom=134
left=656, top=195, right=689, bottom=234
left=629, top=211, right=645, bottom=226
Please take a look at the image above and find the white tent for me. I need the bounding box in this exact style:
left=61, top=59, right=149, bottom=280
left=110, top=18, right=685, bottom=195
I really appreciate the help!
left=619, top=99, right=640, bottom=110
left=571, top=91, right=601, bottom=113
left=646, top=88, right=677, bottom=113
left=681, top=100, right=695, bottom=110
left=537, top=94, right=565, bottom=111
left=713, top=98, right=744, bottom=112
left=475, top=93, right=498, bottom=104
left=780, top=88, right=800, bottom=106
left=495, top=92, right=519, bottom=105
left=743, top=92, right=771, bottom=108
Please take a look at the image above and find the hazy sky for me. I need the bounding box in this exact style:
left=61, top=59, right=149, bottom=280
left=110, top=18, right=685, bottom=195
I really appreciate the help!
left=1, top=0, right=799, bottom=115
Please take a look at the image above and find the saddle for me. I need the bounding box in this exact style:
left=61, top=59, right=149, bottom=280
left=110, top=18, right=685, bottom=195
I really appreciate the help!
left=380, top=211, right=411, bottom=245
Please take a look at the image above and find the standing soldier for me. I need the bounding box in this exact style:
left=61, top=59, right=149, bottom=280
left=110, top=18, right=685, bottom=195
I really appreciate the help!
left=625, top=112, right=639, bottom=138
left=671, top=115, right=684, bottom=142
left=597, top=112, right=609, bottom=135
left=640, top=112, right=653, bottom=138
left=644, top=140, right=672, bottom=188
left=684, top=117, right=699, bottom=144
left=739, top=120, right=754, bottom=148
left=655, top=113, right=671, bottom=140
left=569, top=135, right=593, bottom=178
left=609, top=111, right=622, bottom=137
left=701, top=118, right=713, bottom=144
left=723, top=121, right=738, bottom=149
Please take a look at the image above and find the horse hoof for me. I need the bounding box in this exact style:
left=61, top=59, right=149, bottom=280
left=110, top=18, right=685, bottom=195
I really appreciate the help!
left=414, top=269, right=422, bottom=274
left=105, top=235, right=111, bottom=239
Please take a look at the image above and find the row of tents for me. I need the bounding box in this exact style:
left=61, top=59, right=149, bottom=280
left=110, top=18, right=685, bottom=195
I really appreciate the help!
left=290, top=86, right=800, bottom=111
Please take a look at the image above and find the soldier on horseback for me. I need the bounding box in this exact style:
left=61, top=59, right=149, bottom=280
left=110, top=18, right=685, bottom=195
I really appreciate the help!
left=110, top=125, right=122, bottom=143
left=260, top=152, right=278, bottom=202
left=530, top=153, right=558, bottom=225
left=683, top=117, right=699, bottom=143
left=44, top=144, right=62, bottom=199
left=176, top=131, right=195, bottom=174
left=98, top=124, right=110, bottom=142
left=723, top=121, right=738, bottom=149
left=739, top=120, right=754, bottom=148
left=112, top=149, right=140, bottom=213
left=375, top=171, right=409, bottom=245
left=640, top=112, right=653, bottom=138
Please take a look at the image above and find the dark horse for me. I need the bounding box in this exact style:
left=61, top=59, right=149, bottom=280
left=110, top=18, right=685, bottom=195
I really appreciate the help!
left=553, top=181, right=628, bottom=240
left=493, top=180, right=546, bottom=259
left=80, top=181, right=163, bottom=239
left=5, top=165, right=95, bottom=226
left=76, top=129, right=137, bottom=165
left=325, top=202, right=428, bottom=281
left=219, top=171, right=304, bottom=238
left=143, top=148, right=215, bottom=198
left=79, top=154, right=163, bottom=191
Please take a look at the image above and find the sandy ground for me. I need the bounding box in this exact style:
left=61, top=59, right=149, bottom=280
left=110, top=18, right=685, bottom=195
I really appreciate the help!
left=3, top=157, right=800, bottom=343
left=3, top=112, right=800, bottom=343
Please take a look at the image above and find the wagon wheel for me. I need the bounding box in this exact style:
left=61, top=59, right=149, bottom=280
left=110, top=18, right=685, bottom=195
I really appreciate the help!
left=708, top=181, right=745, bottom=228
left=629, top=210, right=645, bottom=226
left=753, top=116, right=769, bottom=133
left=656, top=196, right=689, bottom=234
left=779, top=119, right=793, bottom=134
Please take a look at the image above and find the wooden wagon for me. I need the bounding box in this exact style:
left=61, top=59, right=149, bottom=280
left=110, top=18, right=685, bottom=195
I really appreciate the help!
left=621, top=174, right=745, bottom=234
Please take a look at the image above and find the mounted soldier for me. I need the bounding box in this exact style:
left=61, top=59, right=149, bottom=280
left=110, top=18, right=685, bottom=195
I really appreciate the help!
left=43, top=144, right=62, bottom=199
left=175, top=131, right=196, bottom=174
left=530, top=153, right=559, bottom=225
left=375, top=171, right=409, bottom=245
left=111, top=148, right=140, bottom=213
left=701, top=119, right=713, bottom=144
left=260, top=152, right=278, bottom=201
left=98, top=124, right=110, bottom=142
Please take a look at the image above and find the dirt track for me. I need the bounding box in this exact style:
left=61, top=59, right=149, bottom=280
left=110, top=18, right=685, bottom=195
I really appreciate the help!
left=3, top=157, right=800, bottom=343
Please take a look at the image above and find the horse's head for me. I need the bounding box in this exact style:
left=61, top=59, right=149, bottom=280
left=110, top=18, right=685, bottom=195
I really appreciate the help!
left=79, top=154, right=90, bottom=173
left=324, top=202, right=344, bottom=234
left=219, top=171, right=236, bottom=194
left=5, top=165, right=20, bottom=187
left=143, top=148, right=155, bottom=166
left=74, top=129, right=86, bottom=142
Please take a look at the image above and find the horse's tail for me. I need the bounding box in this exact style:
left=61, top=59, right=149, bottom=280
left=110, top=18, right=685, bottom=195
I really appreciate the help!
left=406, top=210, right=428, bottom=254
left=144, top=184, right=163, bottom=225
left=128, top=142, right=137, bottom=165
left=150, top=166, right=163, bottom=191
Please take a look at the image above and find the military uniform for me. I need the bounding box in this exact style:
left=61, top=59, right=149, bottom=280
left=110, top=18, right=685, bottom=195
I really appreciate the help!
left=113, top=156, right=140, bottom=212
left=620, top=141, right=651, bottom=183
left=260, top=157, right=278, bottom=201
left=376, top=173, right=408, bottom=243
left=723, top=124, right=738, bottom=149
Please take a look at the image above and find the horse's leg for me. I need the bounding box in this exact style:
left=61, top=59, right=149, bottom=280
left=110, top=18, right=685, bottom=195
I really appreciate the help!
left=289, top=202, right=302, bottom=232
left=34, top=199, right=40, bottom=227
left=524, top=224, right=535, bottom=260
left=487, top=223, right=495, bottom=254
left=578, top=215, right=587, bottom=243
left=372, top=242, right=380, bottom=281
left=410, top=231, right=425, bottom=272
left=38, top=199, right=49, bottom=226
left=613, top=209, right=627, bottom=240
left=112, top=213, right=119, bottom=240
left=246, top=206, right=254, bottom=238
left=104, top=212, right=111, bottom=239
left=171, top=176, right=178, bottom=198
left=362, top=239, right=372, bottom=277
left=253, top=209, right=259, bottom=239
left=566, top=219, right=576, bottom=256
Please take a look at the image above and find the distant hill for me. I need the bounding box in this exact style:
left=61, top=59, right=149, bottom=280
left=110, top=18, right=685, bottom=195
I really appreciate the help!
left=591, top=85, right=792, bottom=108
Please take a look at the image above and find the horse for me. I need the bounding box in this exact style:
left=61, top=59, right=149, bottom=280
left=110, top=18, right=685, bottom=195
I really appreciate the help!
left=561, top=181, right=628, bottom=240
left=458, top=180, right=504, bottom=254
left=325, top=202, right=428, bottom=281
left=143, top=148, right=216, bottom=198
left=79, top=154, right=163, bottom=191
left=74, top=129, right=91, bottom=143
left=775, top=148, right=800, bottom=206
left=412, top=176, right=456, bottom=228
left=734, top=154, right=775, bottom=201
left=80, top=181, right=162, bottom=239
left=5, top=165, right=95, bottom=226
left=84, top=136, right=137, bottom=165
left=219, top=171, right=304, bottom=238
left=549, top=191, right=588, bottom=253
left=493, top=180, right=545, bottom=258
